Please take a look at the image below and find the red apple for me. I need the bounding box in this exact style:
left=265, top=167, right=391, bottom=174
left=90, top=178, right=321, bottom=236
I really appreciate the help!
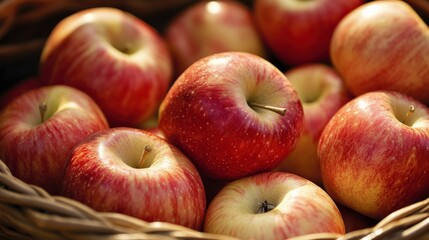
left=165, top=0, right=266, bottom=76
left=318, top=91, right=429, bottom=219
left=0, top=85, right=109, bottom=194
left=276, top=64, right=352, bottom=186
left=331, top=0, right=429, bottom=104
left=61, top=127, right=206, bottom=230
left=0, top=77, right=42, bottom=110
left=204, top=171, right=345, bottom=239
left=40, top=7, right=173, bottom=127
left=253, top=0, right=363, bottom=66
left=158, top=52, right=304, bottom=180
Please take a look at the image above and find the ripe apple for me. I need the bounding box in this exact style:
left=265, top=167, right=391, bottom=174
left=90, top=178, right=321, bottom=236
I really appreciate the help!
left=39, top=7, right=173, bottom=127
left=0, top=77, right=42, bottom=110
left=318, top=91, right=429, bottom=219
left=204, top=171, right=346, bottom=239
left=61, top=127, right=206, bottom=230
left=330, top=0, right=429, bottom=104
left=158, top=52, right=304, bottom=180
left=276, top=64, right=352, bottom=186
left=165, top=0, right=266, bottom=76
left=0, top=85, right=109, bottom=194
left=253, top=0, right=363, bottom=66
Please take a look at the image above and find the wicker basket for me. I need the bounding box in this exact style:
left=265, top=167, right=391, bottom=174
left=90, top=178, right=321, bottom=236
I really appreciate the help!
left=0, top=159, right=428, bottom=240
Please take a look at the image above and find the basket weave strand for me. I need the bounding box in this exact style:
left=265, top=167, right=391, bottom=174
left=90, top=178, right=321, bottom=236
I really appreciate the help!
left=0, top=159, right=428, bottom=240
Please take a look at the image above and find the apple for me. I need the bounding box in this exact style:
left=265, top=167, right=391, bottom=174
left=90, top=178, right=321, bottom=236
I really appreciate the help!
left=276, top=64, right=352, bottom=186
left=61, top=127, right=206, bottom=230
left=318, top=91, right=429, bottom=219
left=0, top=85, right=109, bottom=194
left=165, top=0, right=267, bottom=76
left=0, top=77, right=42, bottom=110
left=39, top=7, right=173, bottom=127
left=253, top=0, right=363, bottom=66
left=204, top=171, right=346, bottom=239
left=158, top=52, right=304, bottom=181
left=330, top=0, right=429, bottom=104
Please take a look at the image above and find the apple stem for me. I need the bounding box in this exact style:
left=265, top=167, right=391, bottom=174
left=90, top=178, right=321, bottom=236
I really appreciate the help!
left=138, top=145, right=153, bottom=168
left=402, top=105, right=415, bottom=124
left=248, top=102, right=286, bottom=116
left=257, top=200, right=275, bottom=213
left=39, top=102, right=47, bottom=123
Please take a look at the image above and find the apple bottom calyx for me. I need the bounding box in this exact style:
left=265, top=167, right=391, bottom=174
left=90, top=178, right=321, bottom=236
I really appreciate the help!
left=257, top=200, right=275, bottom=213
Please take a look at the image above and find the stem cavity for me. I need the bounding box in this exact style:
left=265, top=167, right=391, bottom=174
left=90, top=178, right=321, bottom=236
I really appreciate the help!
left=39, top=102, right=47, bottom=123
left=249, top=102, right=286, bottom=116
left=138, top=145, right=153, bottom=168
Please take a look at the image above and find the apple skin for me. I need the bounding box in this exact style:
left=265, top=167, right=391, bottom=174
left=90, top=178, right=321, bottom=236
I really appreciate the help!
left=0, top=85, right=109, bottom=194
left=331, top=1, right=429, bottom=104
left=0, top=77, right=42, bottom=110
left=61, top=127, right=206, bottom=230
left=253, top=0, right=363, bottom=66
left=318, top=91, right=429, bottom=219
left=204, top=171, right=345, bottom=239
left=158, top=52, right=304, bottom=181
left=39, top=7, right=173, bottom=127
left=276, top=64, right=352, bottom=186
left=165, top=0, right=266, bottom=76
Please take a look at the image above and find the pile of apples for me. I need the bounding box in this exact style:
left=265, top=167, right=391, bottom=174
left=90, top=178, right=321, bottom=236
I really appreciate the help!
left=1, top=0, right=429, bottom=239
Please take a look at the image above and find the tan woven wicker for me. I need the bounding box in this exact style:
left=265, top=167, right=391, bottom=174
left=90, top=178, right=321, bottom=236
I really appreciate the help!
left=0, top=159, right=428, bottom=240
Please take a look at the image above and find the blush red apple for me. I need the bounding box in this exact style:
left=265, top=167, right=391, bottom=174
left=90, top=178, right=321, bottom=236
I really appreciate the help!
left=165, top=0, right=266, bottom=76
left=0, top=85, right=109, bottom=194
left=254, top=0, right=363, bottom=66
left=158, top=52, right=303, bottom=181
left=61, top=127, right=206, bottom=230
left=39, top=7, right=173, bottom=127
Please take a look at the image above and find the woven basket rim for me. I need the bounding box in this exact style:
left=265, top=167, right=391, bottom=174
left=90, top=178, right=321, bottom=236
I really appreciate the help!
left=0, top=158, right=428, bottom=240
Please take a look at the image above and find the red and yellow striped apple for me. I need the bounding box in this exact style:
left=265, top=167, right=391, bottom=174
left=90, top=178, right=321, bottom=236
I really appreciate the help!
left=319, top=91, right=429, bottom=219
left=40, top=7, right=173, bottom=127
left=331, top=0, right=429, bottom=104
left=204, top=171, right=346, bottom=239
left=61, top=127, right=206, bottom=230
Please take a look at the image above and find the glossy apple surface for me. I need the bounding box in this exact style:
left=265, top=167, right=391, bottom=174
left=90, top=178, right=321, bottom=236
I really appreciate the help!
left=254, top=0, right=363, bottom=66
left=331, top=1, right=429, bottom=104
left=158, top=52, right=303, bottom=180
left=61, top=127, right=206, bottom=230
left=40, top=7, right=173, bottom=127
left=319, top=91, right=429, bottom=219
left=276, top=64, right=352, bottom=185
left=165, top=0, right=266, bottom=75
left=0, top=85, right=109, bottom=194
left=204, top=171, right=345, bottom=239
